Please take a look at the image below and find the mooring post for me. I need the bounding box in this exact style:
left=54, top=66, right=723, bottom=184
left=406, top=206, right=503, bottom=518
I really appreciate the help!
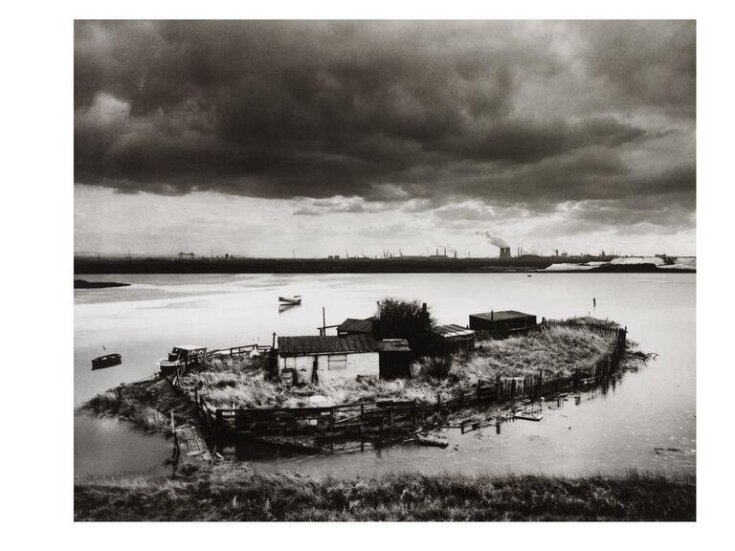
left=496, top=374, right=502, bottom=400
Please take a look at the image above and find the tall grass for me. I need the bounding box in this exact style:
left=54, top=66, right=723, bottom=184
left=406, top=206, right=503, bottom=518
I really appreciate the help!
left=79, top=377, right=201, bottom=434
left=177, top=325, right=614, bottom=410
left=74, top=465, right=695, bottom=521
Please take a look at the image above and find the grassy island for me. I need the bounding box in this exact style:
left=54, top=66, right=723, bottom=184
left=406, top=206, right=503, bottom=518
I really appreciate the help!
left=79, top=318, right=624, bottom=435
left=179, top=325, right=615, bottom=410
left=75, top=465, right=695, bottom=521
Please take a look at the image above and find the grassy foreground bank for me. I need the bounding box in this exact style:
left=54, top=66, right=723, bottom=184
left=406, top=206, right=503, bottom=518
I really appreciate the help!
left=75, top=465, right=694, bottom=521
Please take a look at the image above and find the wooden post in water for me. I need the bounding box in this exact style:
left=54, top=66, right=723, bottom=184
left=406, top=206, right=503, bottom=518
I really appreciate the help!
left=496, top=374, right=502, bottom=400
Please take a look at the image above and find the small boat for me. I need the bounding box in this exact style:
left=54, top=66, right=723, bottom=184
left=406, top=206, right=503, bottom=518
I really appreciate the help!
left=278, top=295, right=302, bottom=305
left=513, top=412, right=543, bottom=422
left=415, top=433, right=449, bottom=448
left=92, top=353, right=122, bottom=370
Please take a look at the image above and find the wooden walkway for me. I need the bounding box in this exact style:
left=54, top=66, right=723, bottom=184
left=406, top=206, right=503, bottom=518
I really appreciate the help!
left=173, top=424, right=212, bottom=466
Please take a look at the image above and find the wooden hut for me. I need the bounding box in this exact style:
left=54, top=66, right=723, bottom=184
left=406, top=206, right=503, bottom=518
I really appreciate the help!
left=378, top=338, right=412, bottom=379
left=277, top=335, right=379, bottom=384
left=432, top=324, right=475, bottom=355
left=468, top=310, right=537, bottom=338
left=336, top=317, right=375, bottom=336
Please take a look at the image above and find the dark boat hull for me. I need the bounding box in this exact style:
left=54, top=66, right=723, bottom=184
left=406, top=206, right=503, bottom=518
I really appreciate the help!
left=91, top=354, right=122, bottom=370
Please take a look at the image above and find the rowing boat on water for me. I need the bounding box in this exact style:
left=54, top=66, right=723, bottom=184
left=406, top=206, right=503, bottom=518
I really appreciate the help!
left=278, top=295, right=302, bottom=305
left=91, top=353, right=122, bottom=370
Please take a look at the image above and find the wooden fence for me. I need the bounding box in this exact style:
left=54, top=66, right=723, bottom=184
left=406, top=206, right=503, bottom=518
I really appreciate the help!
left=186, top=325, right=627, bottom=441
left=206, top=344, right=272, bottom=358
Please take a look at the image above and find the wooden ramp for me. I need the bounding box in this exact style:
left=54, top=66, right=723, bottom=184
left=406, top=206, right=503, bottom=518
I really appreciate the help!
left=174, top=424, right=212, bottom=466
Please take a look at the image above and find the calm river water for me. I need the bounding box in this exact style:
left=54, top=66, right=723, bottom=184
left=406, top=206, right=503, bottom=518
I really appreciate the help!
left=75, top=272, right=695, bottom=478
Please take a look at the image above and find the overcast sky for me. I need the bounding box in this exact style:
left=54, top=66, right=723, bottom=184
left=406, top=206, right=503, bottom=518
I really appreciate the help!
left=75, top=20, right=695, bottom=257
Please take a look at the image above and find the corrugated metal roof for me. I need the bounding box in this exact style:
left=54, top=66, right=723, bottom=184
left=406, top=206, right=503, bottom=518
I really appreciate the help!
left=337, top=318, right=375, bottom=334
left=470, top=310, right=535, bottom=321
left=378, top=338, right=411, bottom=352
left=278, top=334, right=379, bottom=355
left=433, top=324, right=475, bottom=338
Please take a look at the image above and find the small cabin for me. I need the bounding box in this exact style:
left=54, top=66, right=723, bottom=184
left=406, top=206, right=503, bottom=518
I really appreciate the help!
left=336, top=317, right=375, bottom=336
left=469, top=310, right=537, bottom=337
left=432, top=324, right=475, bottom=355
left=159, top=344, right=207, bottom=376
left=277, top=335, right=380, bottom=385
left=378, top=339, right=412, bottom=379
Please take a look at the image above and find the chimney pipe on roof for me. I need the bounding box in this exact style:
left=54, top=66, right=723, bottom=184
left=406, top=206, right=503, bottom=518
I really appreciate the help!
left=491, top=310, right=494, bottom=321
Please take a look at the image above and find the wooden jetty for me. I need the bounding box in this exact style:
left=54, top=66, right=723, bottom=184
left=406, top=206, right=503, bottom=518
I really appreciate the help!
left=173, top=420, right=212, bottom=466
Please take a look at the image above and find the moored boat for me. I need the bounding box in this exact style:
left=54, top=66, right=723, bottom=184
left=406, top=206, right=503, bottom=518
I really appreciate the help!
left=91, top=353, right=122, bottom=370
left=278, top=295, right=302, bottom=305
left=415, top=432, right=449, bottom=448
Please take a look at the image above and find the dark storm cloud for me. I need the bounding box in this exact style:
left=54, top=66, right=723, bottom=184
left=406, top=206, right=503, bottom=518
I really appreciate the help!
left=75, top=20, right=695, bottom=231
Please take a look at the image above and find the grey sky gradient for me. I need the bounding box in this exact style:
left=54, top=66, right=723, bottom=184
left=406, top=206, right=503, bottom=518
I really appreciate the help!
left=75, top=20, right=695, bottom=257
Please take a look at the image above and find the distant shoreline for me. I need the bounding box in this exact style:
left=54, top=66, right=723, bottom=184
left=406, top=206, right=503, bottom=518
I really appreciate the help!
left=74, top=257, right=694, bottom=275
left=74, top=279, right=131, bottom=289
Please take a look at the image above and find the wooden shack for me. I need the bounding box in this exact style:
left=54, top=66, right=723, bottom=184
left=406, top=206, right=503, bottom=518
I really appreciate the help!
left=378, top=338, right=412, bottom=379
left=432, top=324, right=475, bottom=355
left=336, top=317, right=375, bottom=336
left=277, top=335, right=379, bottom=385
left=469, top=310, right=537, bottom=337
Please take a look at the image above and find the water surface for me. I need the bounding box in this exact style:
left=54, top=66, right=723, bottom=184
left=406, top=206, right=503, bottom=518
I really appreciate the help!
left=75, top=273, right=695, bottom=478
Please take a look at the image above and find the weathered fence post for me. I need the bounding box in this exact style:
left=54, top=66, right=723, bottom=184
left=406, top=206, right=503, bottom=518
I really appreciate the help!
left=215, top=409, right=224, bottom=436
left=538, top=370, right=544, bottom=396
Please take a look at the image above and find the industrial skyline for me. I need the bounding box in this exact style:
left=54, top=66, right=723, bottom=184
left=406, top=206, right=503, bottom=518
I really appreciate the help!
left=75, top=21, right=695, bottom=257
